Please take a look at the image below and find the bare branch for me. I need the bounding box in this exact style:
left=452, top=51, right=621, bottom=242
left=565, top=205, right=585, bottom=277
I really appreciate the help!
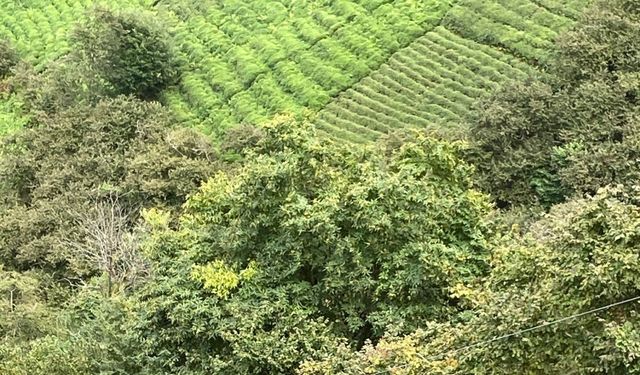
left=62, top=195, right=148, bottom=296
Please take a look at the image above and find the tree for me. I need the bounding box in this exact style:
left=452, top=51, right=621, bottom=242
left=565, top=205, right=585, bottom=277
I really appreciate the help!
left=0, top=39, right=18, bottom=79
left=9, top=57, right=107, bottom=115
left=466, top=79, right=567, bottom=208
left=301, top=187, right=640, bottom=374
left=0, top=96, right=217, bottom=280
left=64, top=197, right=147, bottom=297
left=130, top=116, right=492, bottom=373
left=467, top=0, right=640, bottom=207
left=0, top=286, right=142, bottom=375
left=450, top=186, right=640, bottom=374
left=555, top=0, right=640, bottom=81
left=71, top=7, right=178, bottom=100
left=0, top=267, right=52, bottom=343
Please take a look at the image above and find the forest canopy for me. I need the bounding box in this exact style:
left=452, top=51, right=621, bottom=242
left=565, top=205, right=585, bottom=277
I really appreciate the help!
left=1, top=0, right=640, bottom=374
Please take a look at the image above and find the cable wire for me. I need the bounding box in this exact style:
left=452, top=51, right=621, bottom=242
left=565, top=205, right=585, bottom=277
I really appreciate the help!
left=364, top=295, right=640, bottom=375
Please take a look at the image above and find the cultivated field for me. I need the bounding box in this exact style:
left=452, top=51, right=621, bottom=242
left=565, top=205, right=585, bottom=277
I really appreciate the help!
left=0, top=0, right=590, bottom=140
left=159, top=0, right=454, bottom=135
left=314, top=0, right=589, bottom=142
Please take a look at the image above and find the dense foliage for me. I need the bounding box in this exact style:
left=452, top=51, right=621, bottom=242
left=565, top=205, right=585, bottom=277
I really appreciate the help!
left=72, top=7, right=178, bottom=100
left=301, top=187, right=640, bottom=374
left=0, top=39, right=18, bottom=78
left=0, top=95, right=217, bottom=286
left=3, top=0, right=640, bottom=374
left=130, top=116, right=491, bottom=373
left=469, top=0, right=640, bottom=207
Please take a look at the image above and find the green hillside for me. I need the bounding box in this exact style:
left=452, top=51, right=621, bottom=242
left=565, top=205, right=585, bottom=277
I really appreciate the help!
left=443, top=0, right=581, bottom=64
left=314, top=26, right=536, bottom=142
left=3, top=0, right=640, bottom=373
left=0, top=0, right=588, bottom=139
left=0, top=0, right=153, bottom=68
left=0, top=0, right=456, bottom=136
left=314, top=0, right=589, bottom=142
left=158, top=0, right=455, bottom=135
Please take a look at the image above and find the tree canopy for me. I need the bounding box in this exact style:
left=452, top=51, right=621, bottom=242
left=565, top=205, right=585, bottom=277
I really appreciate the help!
left=3, top=0, right=640, bottom=374
left=302, top=187, right=640, bottom=374
left=71, top=7, right=178, bottom=100
left=0, top=94, right=217, bottom=284
left=129, top=116, right=491, bottom=373
left=468, top=0, right=640, bottom=207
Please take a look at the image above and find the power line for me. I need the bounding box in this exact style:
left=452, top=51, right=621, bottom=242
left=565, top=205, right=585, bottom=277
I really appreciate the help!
left=365, top=295, right=640, bottom=375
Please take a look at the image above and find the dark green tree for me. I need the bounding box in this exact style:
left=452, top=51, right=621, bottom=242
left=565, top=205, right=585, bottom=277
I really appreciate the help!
left=302, top=187, right=640, bottom=374
left=71, top=7, right=178, bottom=100
left=468, top=0, right=640, bottom=207
left=0, top=39, right=18, bottom=79
left=0, top=96, right=217, bottom=285
left=130, top=116, right=492, bottom=374
left=555, top=0, right=640, bottom=81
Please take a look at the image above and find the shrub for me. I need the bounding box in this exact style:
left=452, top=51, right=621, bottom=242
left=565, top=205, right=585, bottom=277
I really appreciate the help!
left=467, top=0, right=640, bottom=208
left=131, top=116, right=492, bottom=373
left=71, top=7, right=178, bottom=100
left=0, top=39, right=18, bottom=78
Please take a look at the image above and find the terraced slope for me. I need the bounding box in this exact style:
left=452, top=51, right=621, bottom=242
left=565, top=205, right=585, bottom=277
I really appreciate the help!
left=314, top=26, right=536, bottom=142
left=315, top=0, right=590, bottom=143
left=159, top=0, right=455, bottom=135
left=0, top=0, right=457, bottom=136
left=442, top=0, right=582, bottom=65
left=0, top=0, right=590, bottom=142
left=0, top=0, right=152, bottom=69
